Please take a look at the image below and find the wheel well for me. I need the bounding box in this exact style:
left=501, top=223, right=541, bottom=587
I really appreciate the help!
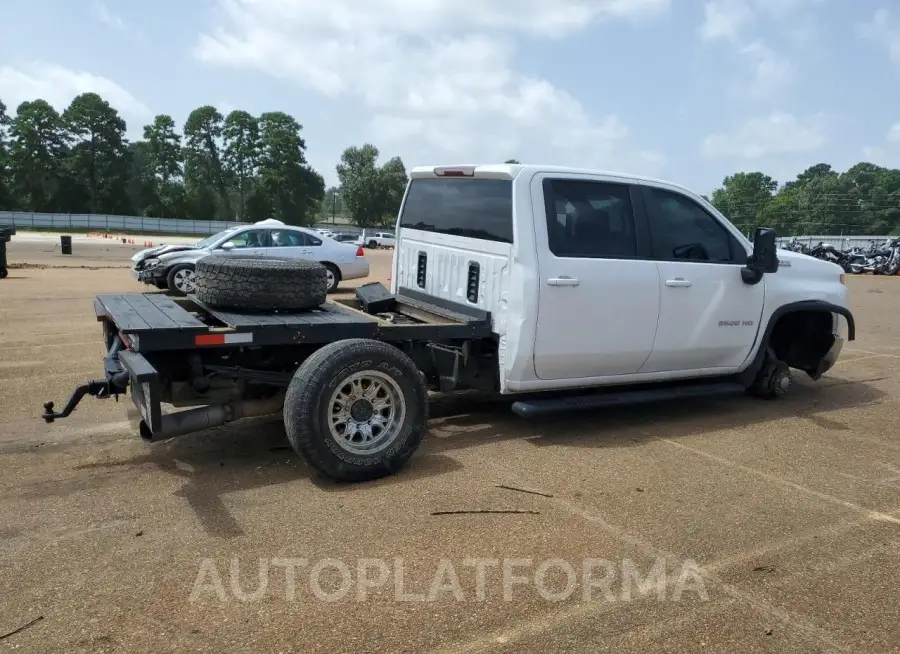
left=321, top=262, right=341, bottom=280
left=768, top=310, right=835, bottom=373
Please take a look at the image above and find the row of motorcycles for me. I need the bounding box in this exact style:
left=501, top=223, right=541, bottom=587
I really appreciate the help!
left=781, top=237, right=900, bottom=275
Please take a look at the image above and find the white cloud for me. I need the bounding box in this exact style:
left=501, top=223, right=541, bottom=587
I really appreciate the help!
left=862, top=122, right=900, bottom=166
left=193, top=0, right=669, bottom=175
left=0, top=62, right=152, bottom=128
left=737, top=41, right=794, bottom=99
left=698, top=0, right=814, bottom=100
left=887, top=122, right=900, bottom=143
left=701, top=112, right=826, bottom=159
left=699, top=0, right=823, bottom=41
left=860, top=9, right=900, bottom=65
left=699, top=0, right=753, bottom=42
left=91, top=1, right=147, bottom=43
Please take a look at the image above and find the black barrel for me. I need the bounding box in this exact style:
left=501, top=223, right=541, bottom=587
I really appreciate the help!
left=0, top=226, right=13, bottom=278
left=60, top=234, right=73, bottom=255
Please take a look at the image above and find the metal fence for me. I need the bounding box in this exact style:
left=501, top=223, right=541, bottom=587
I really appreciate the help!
left=0, top=211, right=375, bottom=237
left=0, top=211, right=243, bottom=235
left=776, top=235, right=894, bottom=250
left=0, top=211, right=888, bottom=248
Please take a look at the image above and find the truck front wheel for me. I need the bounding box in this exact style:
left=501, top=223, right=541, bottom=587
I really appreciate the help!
left=284, top=339, right=428, bottom=482
left=747, top=347, right=792, bottom=400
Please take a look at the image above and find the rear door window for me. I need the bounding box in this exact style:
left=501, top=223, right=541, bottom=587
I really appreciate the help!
left=542, top=179, right=638, bottom=258
left=399, top=178, right=513, bottom=243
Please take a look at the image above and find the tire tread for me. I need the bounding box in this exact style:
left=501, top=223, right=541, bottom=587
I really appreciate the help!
left=194, top=255, right=327, bottom=311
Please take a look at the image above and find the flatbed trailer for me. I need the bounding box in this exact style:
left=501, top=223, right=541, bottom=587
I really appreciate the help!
left=89, top=285, right=492, bottom=352
left=42, top=283, right=501, bottom=481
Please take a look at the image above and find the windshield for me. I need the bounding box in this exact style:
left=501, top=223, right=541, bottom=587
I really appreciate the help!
left=195, top=228, right=238, bottom=249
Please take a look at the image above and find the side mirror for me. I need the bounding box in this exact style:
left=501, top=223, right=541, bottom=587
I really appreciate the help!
left=220, top=241, right=235, bottom=251
left=741, top=227, right=778, bottom=284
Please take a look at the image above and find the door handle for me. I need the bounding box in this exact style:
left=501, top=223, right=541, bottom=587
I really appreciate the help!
left=547, top=276, right=580, bottom=287
left=665, top=278, right=692, bottom=287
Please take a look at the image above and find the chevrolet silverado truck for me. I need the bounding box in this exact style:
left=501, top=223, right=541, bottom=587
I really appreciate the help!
left=43, top=164, right=855, bottom=482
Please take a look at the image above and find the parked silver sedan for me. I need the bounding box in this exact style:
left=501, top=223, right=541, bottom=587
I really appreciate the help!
left=131, top=219, right=370, bottom=295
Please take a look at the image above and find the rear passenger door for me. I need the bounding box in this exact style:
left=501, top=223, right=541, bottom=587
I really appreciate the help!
left=268, top=228, right=319, bottom=261
left=637, top=184, right=764, bottom=373
left=532, top=175, right=661, bottom=380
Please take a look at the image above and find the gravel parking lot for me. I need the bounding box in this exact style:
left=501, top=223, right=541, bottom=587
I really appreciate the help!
left=1, top=236, right=898, bottom=652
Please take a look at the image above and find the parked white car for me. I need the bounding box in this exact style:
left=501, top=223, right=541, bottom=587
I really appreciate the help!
left=356, top=230, right=396, bottom=248
left=131, top=219, right=369, bottom=295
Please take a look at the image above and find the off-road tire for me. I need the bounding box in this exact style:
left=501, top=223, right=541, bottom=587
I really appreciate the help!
left=166, top=264, right=196, bottom=297
left=284, top=339, right=428, bottom=482
left=193, top=256, right=327, bottom=311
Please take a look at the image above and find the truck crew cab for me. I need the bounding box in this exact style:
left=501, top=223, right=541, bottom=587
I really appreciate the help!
left=43, top=164, right=855, bottom=482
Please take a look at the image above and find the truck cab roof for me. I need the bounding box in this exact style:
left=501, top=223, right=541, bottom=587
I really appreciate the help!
left=408, top=163, right=695, bottom=194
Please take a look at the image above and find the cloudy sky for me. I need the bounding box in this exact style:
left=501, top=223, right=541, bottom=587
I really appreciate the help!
left=0, top=0, right=898, bottom=194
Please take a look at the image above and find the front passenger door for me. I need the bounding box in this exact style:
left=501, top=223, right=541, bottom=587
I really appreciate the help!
left=217, top=228, right=270, bottom=258
left=638, top=185, right=764, bottom=373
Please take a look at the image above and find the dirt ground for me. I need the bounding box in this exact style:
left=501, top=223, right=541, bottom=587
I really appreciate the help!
left=1, top=236, right=899, bottom=653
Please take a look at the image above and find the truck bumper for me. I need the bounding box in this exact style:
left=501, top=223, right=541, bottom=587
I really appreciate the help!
left=340, top=259, right=371, bottom=281
left=813, top=333, right=844, bottom=379
left=133, top=266, right=165, bottom=285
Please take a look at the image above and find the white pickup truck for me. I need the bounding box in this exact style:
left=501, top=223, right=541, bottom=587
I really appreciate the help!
left=44, top=163, right=854, bottom=482
left=358, top=231, right=396, bottom=249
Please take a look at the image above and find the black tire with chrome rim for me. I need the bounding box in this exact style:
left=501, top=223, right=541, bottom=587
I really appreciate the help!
left=284, top=339, right=428, bottom=482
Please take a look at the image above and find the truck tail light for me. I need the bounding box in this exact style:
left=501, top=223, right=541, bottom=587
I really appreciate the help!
left=356, top=246, right=365, bottom=257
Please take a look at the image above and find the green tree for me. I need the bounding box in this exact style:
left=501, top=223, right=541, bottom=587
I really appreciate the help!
left=505, top=159, right=520, bottom=164
left=222, top=110, right=261, bottom=221
left=144, top=114, right=182, bottom=183
left=63, top=92, right=132, bottom=214
left=710, top=172, right=777, bottom=231
left=336, top=144, right=408, bottom=227
left=320, top=185, right=344, bottom=221
left=183, top=105, right=230, bottom=220
left=142, top=114, right=185, bottom=217
left=257, top=111, right=323, bottom=225
left=0, top=99, right=12, bottom=210
left=9, top=100, right=68, bottom=212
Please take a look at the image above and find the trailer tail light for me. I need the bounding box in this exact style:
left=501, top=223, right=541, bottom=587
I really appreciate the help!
left=434, top=166, right=475, bottom=177
left=356, top=246, right=365, bottom=257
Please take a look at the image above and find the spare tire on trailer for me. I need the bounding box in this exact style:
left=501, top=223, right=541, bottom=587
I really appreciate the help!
left=193, top=255, right=327, bottom=312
